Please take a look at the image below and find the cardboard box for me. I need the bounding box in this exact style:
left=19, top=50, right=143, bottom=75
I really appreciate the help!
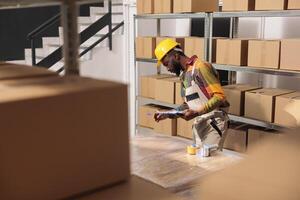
left=0, top=76, right=129, bottom=200
left=136, top=37, right=156, bottom=59
left=248, top=40, right=281, bottom=69
left=275, top=92, right=300, bottom=128
left=140, top=74, right=175, bottom=99
left=156, top=37, right=185, bottom=52
left=78, top=176, right=183, bottom=200
left=139, top=104, right=159, bottom=128
left=288, top=0, right=300, bottom=9
left=173, top=0, right=218, bottom=13
left=177, top=118, right=194, bottom=139
left=154, top=116, right=177, bottom=136
left=245, top=88, right=293, bottom=122
left=184, top=37, right=205, bottom=60
left=155, top=77, right=178, bottom=104
left=255, top=0, right=287, bottom=10
left=248, top=129, right=278, bottom=151
left=223, top=84, right=261, bottom=116
left=154, top=0, right=173, bottom=13
left=175, top=81, right=184, bottom=105
left=280, top=39, right=300, bottom=71
left=0, top=63, right=57, bottom=80
left=216, top=39, right=249, bottom=66
left=223, top=127, right=247, bottom=153
left=137, top=0, right=154, bottom=14
left=222, top=0, right=255, bottom=11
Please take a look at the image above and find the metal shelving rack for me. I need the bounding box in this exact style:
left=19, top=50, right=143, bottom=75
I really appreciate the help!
left=134, top=10, right=300, bottom=133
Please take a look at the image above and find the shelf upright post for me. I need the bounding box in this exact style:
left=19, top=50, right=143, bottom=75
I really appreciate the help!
left=157, top=18, right=161, bottom=74
left=228, top=16, right=239, bottom=84
left=133, top=14, right=138, bottom=135
left=205, top=12, right=213, bottom=62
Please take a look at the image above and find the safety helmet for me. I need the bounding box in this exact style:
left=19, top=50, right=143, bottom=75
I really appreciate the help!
left=154, top=39, right=180, bottom=67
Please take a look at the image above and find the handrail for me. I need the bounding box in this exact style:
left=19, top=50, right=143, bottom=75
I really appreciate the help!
left=56, top=21, right=124, bottom=73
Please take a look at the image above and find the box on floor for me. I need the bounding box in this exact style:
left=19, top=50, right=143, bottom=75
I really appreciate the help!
left=0, top=76, right=129, bottom=200
left=223, top=125, right=247, bottom=153
left=275, top=92, right=300, bottom=128
left=223, top=84, right=261, bottom=116
left=248, top=40, right=281, bottom=69
left=245, top=88, right=294, bottom=122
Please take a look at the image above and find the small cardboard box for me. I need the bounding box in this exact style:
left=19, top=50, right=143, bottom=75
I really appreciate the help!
left=140, top=74, right=175, bottom=99
left=216, top=38, right=249, bottom=66
left=248, top=129, right=279, bottom=151
left=248, top=40, right=281, bottom=69
left=177, top=118, right=194, bottom=139
left=156, top=37, right=185, bottom=52
left=0, top=63, right=57, bottom=80
left=137, top=0, right=154, bottom=14
left=223, top=126, right=247, bottom=153
left=136, top=37, right=156, bottom=59
left=173, top=0, right=218, bottom=13
left=139, top=104, right=159, bottom=128
left=245, top=88, right=294, bottom=122
left=280, top=39, right=300, bottom=71
left=275, top=92, right=300, bottom=128
left=222, top=0, right=255, bottom=11
left=154, top=0, right=173, bottom=13
left=288, top=0, right=300, bottom=9
left=0, top=76, right=129, bottom=200
left=155, top=77, right=179, bottom=104
left=223, top=84, right=261, bottom=116
left=255, top=0, right=287, bottom=10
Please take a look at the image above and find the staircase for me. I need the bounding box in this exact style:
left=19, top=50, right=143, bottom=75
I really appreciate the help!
left=23, top=0, right=124, bottom=74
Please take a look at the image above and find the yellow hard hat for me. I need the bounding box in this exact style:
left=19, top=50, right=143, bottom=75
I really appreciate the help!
left=155, top=39, right=180, bottom=67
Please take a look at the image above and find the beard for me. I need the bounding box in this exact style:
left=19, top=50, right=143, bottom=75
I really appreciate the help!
left=170, top=60, right=182, bottom=76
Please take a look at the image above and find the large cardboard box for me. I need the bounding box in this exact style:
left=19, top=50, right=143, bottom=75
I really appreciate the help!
left=216, top=38, right=249, bottom=66
left=280, top=39, right=300, bottom=71
left=288, top=0, right=300, bottom=9
left=154, top=116, right=177, bottom=136
left=0, top=63, right=57, bottom=80
left=140, top=74, right=175, bottom=99
left=184, top=37, right=205, bottom=60
left=223, top=126, right=247, bottom=153
left=173, top=0, right=218, bottom=13
left=154, top=0, right=173, bottom=13
left=177, top=118, right=194, bottom=139
left=155, top=77, right=178, bottom=104
left=248, top=129, right=278, bottom=151
left=222, top=0, right=255, bottom=11
left=0, top=76, right=129, bottom=200
left=223, top=84, right=261, bottom=116
left=275, top=92, right=300, bottom=128
left=175, top=80, right=184, bottom=105
left=255, top=0, right=287, bottom=10
left=136, top=37, right=156, bottom=59
left=245, top=88, right=293, bottom=122
left=137, top=0, right=154, bottom=14
left=248, top=40, right=281, bottom=69
left=139, top=104, right=158, bottom=128
left=156, top=37, right=185, bottom=52
left=78, top=176, right=183, bottom=200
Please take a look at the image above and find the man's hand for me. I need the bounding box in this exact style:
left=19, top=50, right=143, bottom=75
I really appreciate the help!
left=154, top=112, right=168, bottom=122
left=181, top=109, right=199, bottom=121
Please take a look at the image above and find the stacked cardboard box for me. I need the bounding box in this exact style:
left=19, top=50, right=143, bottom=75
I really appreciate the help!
left=255, top=0, right=288, bottom=10
left=216, top=38, right=249, bottom=66
left=154, top=0, right=173, bottom=13
left=177, top=118, right=194, bottom=139
left=137, top=0, right=154, bottom=14
left=280, top=39, right=300, bottom=71
left=245, top=88, right=294, bottom=122
left=155, top=77, right=181, bottom=104
left=140, top=74, right=175, bottom=99
left=275, top=91, right=300, bottom=128
left=175, top=80, right=184, bottom=105
left=223, top=125, right=247, bottom=153
left=248, top=40, right=281, bottom=69
left=0, top=74, right=129, bottom=199
left=173, top=0, right=218, bottom=13
left=136, top=37, right=156, bottom=59
left=223, top=84, right=261, bottom=116
left=288, top=0, right=300, bottom=9
left=222, top=0, right=255, bottom=11
left=184, top=37, right=217, bottom=62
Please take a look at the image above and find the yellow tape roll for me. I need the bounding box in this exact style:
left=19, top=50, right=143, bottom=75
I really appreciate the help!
left=187, top=145, right=197, bottom=155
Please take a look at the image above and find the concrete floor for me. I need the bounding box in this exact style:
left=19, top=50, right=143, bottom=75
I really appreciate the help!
left=130, top=127, right=243, bottom=200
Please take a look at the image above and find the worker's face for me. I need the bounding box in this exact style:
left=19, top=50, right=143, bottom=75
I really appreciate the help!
left=162, top=53, right=182, bottom=76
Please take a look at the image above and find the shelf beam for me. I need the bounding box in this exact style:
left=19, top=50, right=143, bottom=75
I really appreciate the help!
left=135, top=13, right=206, bottom=19
left=213, top=10, right=300, bottom=18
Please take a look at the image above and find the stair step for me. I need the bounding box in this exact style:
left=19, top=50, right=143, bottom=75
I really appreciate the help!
left=43, top=37, right=62, bottom=47
left=77, top=16, right=93, bottom=24
left=92, top=13, right=123, bottom=24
